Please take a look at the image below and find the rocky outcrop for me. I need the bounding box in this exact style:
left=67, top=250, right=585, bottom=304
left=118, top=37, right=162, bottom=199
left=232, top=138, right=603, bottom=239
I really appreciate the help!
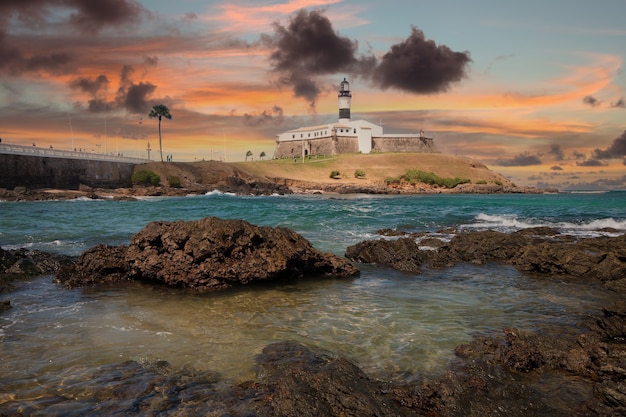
left=255, top=341, right=409, bottom=417
left=57, top=217, right=359, bottom=290
left=1, top=246, right=72, bottom=293
left=346, top=229, right=626, bottom=288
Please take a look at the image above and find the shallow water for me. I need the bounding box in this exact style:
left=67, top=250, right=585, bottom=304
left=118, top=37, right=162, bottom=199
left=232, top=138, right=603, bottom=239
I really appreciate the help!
left=1, top=191, right=625, bottom=408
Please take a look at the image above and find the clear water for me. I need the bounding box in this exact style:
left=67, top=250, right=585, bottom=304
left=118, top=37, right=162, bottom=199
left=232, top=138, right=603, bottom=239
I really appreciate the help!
left=0, top=191, right=625, bottom=402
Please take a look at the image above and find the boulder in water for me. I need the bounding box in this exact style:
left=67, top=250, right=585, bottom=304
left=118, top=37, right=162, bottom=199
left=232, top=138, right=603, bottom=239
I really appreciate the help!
left=58, top=217, right=359, bottom=291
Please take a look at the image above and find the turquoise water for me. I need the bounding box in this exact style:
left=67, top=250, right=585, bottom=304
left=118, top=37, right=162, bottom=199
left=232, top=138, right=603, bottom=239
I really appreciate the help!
left=0, top=191, right=625, bottom=407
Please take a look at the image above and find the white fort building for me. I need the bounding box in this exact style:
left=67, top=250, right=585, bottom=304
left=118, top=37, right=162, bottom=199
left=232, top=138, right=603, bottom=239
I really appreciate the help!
left=273, top=78, right=438, bottom=159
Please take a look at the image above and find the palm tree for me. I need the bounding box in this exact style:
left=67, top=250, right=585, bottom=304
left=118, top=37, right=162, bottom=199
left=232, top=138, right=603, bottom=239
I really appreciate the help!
left=245, top=150, right=253, bottom=161
left=148, top=104, right=172, bottom=162
left=260, top=151, right=266, bottom=160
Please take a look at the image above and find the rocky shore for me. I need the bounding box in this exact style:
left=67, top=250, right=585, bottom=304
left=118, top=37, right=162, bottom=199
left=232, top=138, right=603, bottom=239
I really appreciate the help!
left=0, top=155, right=556, bottom=201
left=2, top=220, right=625, bottom=415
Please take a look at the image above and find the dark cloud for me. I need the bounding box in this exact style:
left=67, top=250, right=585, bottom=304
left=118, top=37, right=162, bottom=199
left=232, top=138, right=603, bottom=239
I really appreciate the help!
left=582, top=95, right=600, bottom=107
left=267, top=9, right=368, bottom=107
left=572, top=151, right=586, bottom=159
left=69, top=74, right=110, bottom=95
left=0, top=0, right=146, bottom=76
left=495, top=152, right=542, bottom=166
left=611, top=97, right=625, bottom=108
left=242, top=106, right=284, bottom=127
left=122, top=82, right=156, bottom=114
left=548, top=143, right=564, bottom=160
left=144, top=56, right=159, bottom=67
left=373, top=27, right=471, bottom=94
left=0, top=29, right=75, bottom=75
left=576, top=159, right=608, bottom=167
left=267, top=10, right=470, bottom=108
left=0, top=0, right=146, bottom=34
left=593, top=130, right=626, bottom=159
left=550, top=165, right=563, bottom=171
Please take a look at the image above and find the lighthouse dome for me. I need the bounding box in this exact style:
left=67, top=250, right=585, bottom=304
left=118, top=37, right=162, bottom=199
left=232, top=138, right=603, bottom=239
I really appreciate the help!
left=340, top=78, right=350, bottom=92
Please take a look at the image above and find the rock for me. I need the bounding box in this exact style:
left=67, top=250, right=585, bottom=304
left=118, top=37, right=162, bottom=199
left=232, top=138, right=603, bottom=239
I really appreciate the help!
left=256, top=341, right=408, bottom=417
left=347, top=230, right=626, bottom=288
left=58, top=217, right=359, bottom=291
left=1, top=246, right=72, bottom=292
left=345, top=237, right=428, bottom=273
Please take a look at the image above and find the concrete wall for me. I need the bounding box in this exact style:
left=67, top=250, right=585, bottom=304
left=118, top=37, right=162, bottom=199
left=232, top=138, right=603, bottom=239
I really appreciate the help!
left=0, top=154, right=136, bottom=189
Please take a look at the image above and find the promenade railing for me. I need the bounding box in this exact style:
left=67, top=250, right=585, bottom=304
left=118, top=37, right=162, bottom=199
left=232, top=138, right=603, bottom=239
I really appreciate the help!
left=0, top=143, right=149, bottom=164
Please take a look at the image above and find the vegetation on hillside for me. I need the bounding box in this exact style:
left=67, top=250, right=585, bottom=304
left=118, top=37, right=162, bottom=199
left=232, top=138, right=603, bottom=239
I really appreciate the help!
left=132, top=169, right=161, bottom=186
left=354, top=169, right=366, bottom=178
left=385, top=169, right=470, bottom=189
left=167, top=175, right=181, bottom=188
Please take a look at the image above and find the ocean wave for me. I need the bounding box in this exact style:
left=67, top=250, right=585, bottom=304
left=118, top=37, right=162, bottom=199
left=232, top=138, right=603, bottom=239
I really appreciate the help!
left=205, top=189, right=236, bottom=197
left=466, top=213, right=626, bottom=235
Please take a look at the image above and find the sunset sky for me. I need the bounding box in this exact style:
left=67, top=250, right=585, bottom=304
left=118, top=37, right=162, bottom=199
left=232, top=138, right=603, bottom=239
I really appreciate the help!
left=1, top=0, right=625, bottom=190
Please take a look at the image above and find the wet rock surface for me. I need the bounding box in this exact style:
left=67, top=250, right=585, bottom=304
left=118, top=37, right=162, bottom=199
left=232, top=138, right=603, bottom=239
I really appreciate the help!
left=346, top=228, right=626, bottom=286
left=0, top=246, right=72, bottom=293
left=57, top=217, right=359, bottom=290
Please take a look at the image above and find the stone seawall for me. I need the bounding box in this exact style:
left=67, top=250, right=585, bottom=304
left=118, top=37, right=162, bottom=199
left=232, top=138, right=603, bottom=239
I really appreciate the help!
left=0, top=154, right=136, bottom=190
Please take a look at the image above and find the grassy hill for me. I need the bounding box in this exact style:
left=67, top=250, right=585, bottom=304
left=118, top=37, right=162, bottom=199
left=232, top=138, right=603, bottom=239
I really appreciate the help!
left=136, top=152, right=513, bottom=193
left=232, top=153, right=511, bottom=188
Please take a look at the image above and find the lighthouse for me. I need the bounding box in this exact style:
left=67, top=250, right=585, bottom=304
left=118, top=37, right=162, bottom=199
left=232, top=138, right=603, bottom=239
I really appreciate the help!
left=338, top=78, right=352, bottom=123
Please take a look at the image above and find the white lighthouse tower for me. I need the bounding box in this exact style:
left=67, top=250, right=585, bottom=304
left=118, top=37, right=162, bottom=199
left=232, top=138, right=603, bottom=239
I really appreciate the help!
left=338, top=78, right=352, bottom=123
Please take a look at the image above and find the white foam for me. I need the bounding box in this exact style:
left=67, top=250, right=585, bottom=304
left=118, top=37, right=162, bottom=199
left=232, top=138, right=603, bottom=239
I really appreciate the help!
left=205, top=189, right=236, bottom=196
left=465, top=213, right=626, bottom=236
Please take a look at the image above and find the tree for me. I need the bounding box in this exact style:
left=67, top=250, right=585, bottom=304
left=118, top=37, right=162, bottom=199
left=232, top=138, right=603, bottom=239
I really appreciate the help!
left=260, top=151, right=266, bottom=160
left=148, top=104, right=172, bottom=162
left=245, top=150, right=253, bottom=161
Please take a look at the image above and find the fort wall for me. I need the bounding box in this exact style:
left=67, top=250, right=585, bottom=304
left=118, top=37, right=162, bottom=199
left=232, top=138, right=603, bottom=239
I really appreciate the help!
left=372, top=136, right=439, bottom=153
left=274, top=135, right=438, bottom=159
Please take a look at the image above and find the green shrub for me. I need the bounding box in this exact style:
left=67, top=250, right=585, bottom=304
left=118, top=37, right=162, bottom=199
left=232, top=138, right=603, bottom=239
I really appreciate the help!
left=330, top=170, right=341, bottom=179
left=354, top=169, right=366, bottom=178
left=397, top=169, right=469, bottom=189
left=475, top=180, right=487, bottom=184
left=167, top=175, right=181, bottom=188
left=132, top=169, right=160, bottom=186
left=384, top=176, right=401, bottom=185
left=494, top=180, right=503, bottom=186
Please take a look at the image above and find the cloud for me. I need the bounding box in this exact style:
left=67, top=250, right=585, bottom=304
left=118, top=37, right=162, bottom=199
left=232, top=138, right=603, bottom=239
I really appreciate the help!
left=572, top=151, right=586, bottom=159
left=0, top=0, right=147, bottom=76
left=266, top=10, right=470, bottom=108
left=582, top=95, right=600, bottom=107
left=373, top=27, right=472, bottom=94
left=266, top=9, right=363, bottom=107
left=495, top=152, right=542, bottom=166
left=0, top=0, right=146, bottom=34
left=242, top=106, right=284, bottom=127
left=611, top=97, right=625, bottom=108
left=576, top=159, right=608, bottom=167
left=550, top=165, right=563, bottom=171
left=69, top=75, right=110, bottom=95
left=593, top=130, right=626, bottom=159
left=548, top=143, right=564, bottom=160
left=0, top=30, right=75, bottom=75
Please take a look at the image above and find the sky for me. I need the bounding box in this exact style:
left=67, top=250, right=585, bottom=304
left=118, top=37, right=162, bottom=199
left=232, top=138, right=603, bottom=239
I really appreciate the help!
left=1, top=0, right=626, bottom=190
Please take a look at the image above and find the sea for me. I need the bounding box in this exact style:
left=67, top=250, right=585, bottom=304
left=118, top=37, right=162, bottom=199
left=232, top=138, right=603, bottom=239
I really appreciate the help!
left=1, top=191, right=625, bottom=408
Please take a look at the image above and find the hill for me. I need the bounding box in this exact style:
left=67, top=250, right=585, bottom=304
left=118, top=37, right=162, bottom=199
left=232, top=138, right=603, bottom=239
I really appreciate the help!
left=138, top=152, right=526, bottom=195
left=233, top=153, right=511, bottom=190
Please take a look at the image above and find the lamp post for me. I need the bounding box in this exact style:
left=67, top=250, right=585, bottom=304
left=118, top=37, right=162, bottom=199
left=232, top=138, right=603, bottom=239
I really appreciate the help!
left=146, top=142, right=151, bottom=161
